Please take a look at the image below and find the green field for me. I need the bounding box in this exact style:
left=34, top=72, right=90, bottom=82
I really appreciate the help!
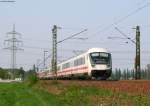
left=0, top=81, right=150, bottom=106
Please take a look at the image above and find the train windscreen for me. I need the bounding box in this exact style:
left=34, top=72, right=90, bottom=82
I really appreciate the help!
left=90, top=52, right=111, bottom=64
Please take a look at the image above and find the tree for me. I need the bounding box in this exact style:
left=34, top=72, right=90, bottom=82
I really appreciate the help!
left=146, top=64, right=150, bottom=79
left=118, top=68, right=121, bottom=80
left=110, top=70, right=115, bottom=80
left=0, top=68, right=10, bottom=79
left=123, top=69, right=127, bottom=80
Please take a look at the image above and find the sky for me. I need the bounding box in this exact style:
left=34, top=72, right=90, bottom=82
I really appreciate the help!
left=0, top=0, right=150, bottom=71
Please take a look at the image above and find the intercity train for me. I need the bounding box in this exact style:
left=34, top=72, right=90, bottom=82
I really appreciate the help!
left=37, top=48, right=112, bottom=80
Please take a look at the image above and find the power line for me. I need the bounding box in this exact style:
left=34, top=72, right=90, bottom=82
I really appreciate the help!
left=88, top=2, right=150, bottom=38
left=137, top=0, right=149, bottom=5
left=114, top=2, right=150, bottom=25
left=19, top=51, right=42, bottom=56
left=21, top=45, right=150, bottom=53
left=5, top=43, right=150, bottom=53
left=57, top=29, right=87, bottom=44
left=23, top=38, right=51, bottom=43
left=20, top=32, right=150, bottom=45
left=0, top=0, right=15, bottom=2
left=23, top=45, right=50, bottom=50
left=115, top=27, right=136, bottom=44
left=36, top=28, right=88, bottom=70
left=56, top=27, right=86, bottom=31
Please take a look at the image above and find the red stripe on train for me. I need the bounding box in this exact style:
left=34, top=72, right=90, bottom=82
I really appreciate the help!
left=58, top=66, right=88, bottom=74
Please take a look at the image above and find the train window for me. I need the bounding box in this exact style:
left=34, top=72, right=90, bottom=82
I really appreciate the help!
left=91, top=53, right=99, bottom=57
left=70, top=61, right=74, bottom=67
left=90, top=52, right=110, bottom=64
left=74, top=57, right=85, bottom=66
left=82, top=57, right=85, bottom=64
left=78, top=58, right=81, bottom=65
left=74, top=59, right=78, bottom=66
left=100, top=53, right=109, bottom=57
left=62, top=62, right=70, bottom=69
left=80, top=57, right=85, bottom=65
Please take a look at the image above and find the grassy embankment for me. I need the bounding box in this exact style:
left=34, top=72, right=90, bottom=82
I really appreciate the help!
left=0, top=80, right=150, bottom=106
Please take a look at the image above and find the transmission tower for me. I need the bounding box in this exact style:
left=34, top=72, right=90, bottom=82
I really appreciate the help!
left=4, top=24, right=23, bottom=79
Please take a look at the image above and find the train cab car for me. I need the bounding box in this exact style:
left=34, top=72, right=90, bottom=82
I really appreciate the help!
left=87, top=48, right=112, bottom=79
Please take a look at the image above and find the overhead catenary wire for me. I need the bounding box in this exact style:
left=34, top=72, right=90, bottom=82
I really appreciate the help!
left=114, top=27, right=136, bottom=44
left=57, top=29, right=87, bottom=44
left=114, top=2, right=150, bottom=25
left=88, top=2, right=150, bottom=38
left=19, top=45, right=150, bottom=53
left=22, top=39, right=150, bottom=45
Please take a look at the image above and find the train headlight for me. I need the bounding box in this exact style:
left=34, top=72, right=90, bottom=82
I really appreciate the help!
left=107, top=64, right=111, bottom=68
left=91, top=64, right=95, bottom=68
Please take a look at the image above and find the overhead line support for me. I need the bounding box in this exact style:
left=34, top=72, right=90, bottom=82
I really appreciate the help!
left=135, top=26, right=141, bottom=79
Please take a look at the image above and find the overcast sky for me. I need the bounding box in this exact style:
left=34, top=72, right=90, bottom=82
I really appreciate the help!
left=0, top=0, right=150, bottom=70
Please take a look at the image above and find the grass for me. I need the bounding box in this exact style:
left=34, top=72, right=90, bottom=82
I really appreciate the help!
left=0, top=81, right=150, bottom=106
left=0, top=83, right=60, bottom=106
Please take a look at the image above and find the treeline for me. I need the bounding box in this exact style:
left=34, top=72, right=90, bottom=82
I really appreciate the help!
left=0, top=67, right=25, bottom=80
left=110, top=65, right=150, bottom=80
left=0, top=65, right=36, bottom=80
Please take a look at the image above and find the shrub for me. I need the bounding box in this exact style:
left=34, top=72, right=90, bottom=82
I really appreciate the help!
left=25, top=74, right=39, bottom=87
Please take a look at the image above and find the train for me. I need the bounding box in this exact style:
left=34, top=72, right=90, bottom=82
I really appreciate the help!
left=37, top=48, right=112, bottom=80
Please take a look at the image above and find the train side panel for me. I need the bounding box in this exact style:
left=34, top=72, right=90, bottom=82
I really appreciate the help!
left=37, top=48, right=112, bottom=80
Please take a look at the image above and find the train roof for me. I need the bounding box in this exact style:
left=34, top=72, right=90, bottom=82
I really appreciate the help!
left=87, top=48, right=109, bottom=53
left=57, top=48, right=110, bottom=65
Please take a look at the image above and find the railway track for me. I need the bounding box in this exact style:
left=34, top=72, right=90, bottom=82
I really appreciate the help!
left=40, top=80, right=150, bottom=94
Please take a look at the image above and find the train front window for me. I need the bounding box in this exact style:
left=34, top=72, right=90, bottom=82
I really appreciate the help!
left=90, top=52, right=110, bottom=64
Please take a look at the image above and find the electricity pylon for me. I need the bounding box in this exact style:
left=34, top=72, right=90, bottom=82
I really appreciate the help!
left=4, top=24, right=23, bottom=79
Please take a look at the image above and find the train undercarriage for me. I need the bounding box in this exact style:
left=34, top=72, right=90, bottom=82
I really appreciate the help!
left=40, top=70, right=112, bottom=80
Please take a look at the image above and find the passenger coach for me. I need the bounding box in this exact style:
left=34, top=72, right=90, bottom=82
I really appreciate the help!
left=37, top=48, right=112, bottom=80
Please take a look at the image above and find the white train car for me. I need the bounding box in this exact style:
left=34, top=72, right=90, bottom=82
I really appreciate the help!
left=38, top=48, right=112, bottom=80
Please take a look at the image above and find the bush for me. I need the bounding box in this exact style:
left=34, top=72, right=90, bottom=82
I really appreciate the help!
left=25, top=74, right=39, bottom=87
